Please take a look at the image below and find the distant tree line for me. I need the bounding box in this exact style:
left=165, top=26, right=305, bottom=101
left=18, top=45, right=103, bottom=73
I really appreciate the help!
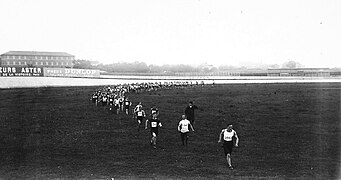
left=73, top=60, right=219, bottom=73
left=73, top=59, right=308, bottom=74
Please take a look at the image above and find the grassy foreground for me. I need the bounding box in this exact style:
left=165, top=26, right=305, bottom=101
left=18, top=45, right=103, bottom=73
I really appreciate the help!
left=0, top=83, right=340, bottom=179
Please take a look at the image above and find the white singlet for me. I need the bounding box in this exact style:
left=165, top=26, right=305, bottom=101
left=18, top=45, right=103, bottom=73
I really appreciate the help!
left=223, top=129, right=235, bottom=142
left=178, top=119, right=191, bottom=133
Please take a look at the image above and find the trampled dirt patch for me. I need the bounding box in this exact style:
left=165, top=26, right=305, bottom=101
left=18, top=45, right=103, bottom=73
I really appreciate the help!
left=0, top=83, right=340, bottom=179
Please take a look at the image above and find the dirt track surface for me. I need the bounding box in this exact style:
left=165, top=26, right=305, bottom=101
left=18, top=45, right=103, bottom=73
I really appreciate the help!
left=0, top=83, right=340, bottom=179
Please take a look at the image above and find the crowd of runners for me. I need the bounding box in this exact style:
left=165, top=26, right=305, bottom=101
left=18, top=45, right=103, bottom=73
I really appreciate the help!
left=90, top=81, right=206, bottom=114
left=90, top=80, right=239, bottom=169
left=90, top=81, right=204, bottom=147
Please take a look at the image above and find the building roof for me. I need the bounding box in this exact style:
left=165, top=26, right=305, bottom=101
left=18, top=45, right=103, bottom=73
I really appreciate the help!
left=1, top=51, right=74, bottom=57
left=268, top=68, right=330, bottom=71
left=267, top=68, right=332, bottom=73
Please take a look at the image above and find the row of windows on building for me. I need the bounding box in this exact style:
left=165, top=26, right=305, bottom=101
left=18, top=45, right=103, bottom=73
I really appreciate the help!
left=2, top=61, right=71, bottom=66
left=2, top=55, right=74, bottom=60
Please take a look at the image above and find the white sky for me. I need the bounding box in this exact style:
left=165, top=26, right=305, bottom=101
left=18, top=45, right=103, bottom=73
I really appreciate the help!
left=0, top=0, right=340, bottom=68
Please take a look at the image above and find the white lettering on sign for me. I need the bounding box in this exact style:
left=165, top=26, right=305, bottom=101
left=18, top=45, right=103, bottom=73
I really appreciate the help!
left=43, top=68, right=100, bottom=78
left=0, top=67, right=42, bottom=76
left=21, top=67, right=42, bottom=73
left=0, top=67, right=16, bottom=73
left=47, top=69, right=62, bottom=74
left=65, top=69, right=96, bottom=75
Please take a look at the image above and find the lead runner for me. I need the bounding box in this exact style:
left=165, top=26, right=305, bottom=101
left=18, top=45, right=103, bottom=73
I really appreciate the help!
left=218, top=124, right=239, bottom=170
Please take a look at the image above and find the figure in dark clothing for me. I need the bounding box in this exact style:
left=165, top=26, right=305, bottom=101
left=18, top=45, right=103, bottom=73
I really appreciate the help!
left=185, top=101, right=198, bottom=124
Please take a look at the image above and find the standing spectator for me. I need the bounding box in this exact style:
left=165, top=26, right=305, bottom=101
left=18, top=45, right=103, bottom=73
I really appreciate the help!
left=145, top=114, right=162, bottom=149
left=218, top=124, right=239, bottom=170
left=178, top=115, right=195, bottom=146
left=185, top=101, right=198, bottom=125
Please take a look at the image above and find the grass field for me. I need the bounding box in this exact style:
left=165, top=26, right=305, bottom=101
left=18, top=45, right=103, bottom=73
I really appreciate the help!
left=0, top=83, right=340, bottom=179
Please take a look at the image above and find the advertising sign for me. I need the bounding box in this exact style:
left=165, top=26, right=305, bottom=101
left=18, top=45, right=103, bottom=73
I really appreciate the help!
left=44, top=68, right=100, bottom=78
left=0, top=67, right=43, bottom=76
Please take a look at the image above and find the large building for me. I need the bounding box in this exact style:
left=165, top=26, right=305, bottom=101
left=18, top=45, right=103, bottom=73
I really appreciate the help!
left=0, top=51, right=74, bottom=68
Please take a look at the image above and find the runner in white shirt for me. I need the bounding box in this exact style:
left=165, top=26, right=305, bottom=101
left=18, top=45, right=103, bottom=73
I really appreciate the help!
left=178, top=115, right=195, bottom=146
left=124, top=97, right=132, bottom=115
left=218, top=124, right=239, bottom=170
left=114, top=98, right=120, bottom=114
left=134, top=102, right=143, bottom=114
left=134, top=105, right=146, bottom=132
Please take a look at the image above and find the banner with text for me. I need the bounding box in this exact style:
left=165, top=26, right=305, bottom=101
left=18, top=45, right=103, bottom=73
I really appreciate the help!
left=0, top=67, right=43, bottom=76
left=44, top=68, right=100, bottom=78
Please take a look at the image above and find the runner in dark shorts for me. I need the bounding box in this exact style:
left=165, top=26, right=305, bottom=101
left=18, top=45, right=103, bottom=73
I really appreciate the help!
left=145, top=114, right=162, bottom=149
left=218, top=124, right=239, bottom=170
left=223, top=140, right=234, bottom=155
